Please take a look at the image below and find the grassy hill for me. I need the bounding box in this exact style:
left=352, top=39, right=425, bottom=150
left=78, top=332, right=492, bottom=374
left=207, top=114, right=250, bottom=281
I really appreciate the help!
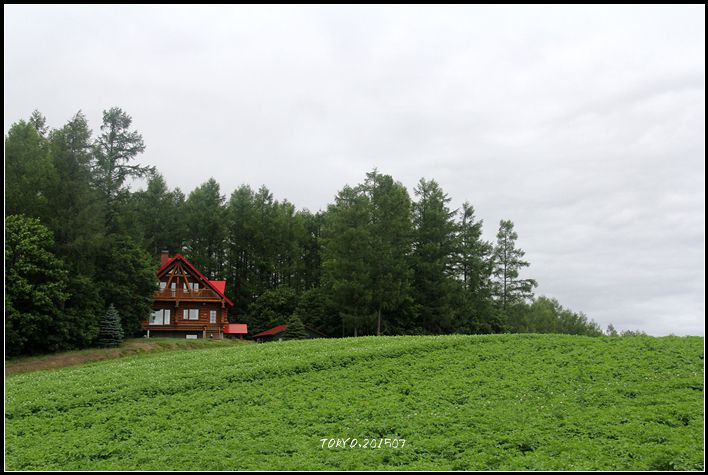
left=5, top=334, right=704, bottom=470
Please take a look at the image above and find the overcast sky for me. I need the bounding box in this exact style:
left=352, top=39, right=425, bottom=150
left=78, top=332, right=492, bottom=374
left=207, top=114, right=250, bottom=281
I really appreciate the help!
left=4, top=5, right=705, bottom=335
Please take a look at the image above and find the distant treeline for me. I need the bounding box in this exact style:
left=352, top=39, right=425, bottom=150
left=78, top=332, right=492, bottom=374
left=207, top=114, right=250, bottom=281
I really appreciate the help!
left=5, top=108, right=639, bottom=356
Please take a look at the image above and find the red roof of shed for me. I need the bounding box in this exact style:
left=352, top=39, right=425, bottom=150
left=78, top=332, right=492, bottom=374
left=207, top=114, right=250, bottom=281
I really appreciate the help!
left=224, top=324, right=248, bottom=334
left=253, top=324, right=288, bottom=338
left=157, top=254, right=234, bottom=307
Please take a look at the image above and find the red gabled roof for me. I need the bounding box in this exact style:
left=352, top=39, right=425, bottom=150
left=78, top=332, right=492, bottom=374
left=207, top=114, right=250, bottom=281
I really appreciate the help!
left=253, top=324, right=288, bottom=338
left=157, top=254, right=234, bottom=308
left=210, top=280, right=226, bottom=294
left=224, top=323, right=248, bottom=334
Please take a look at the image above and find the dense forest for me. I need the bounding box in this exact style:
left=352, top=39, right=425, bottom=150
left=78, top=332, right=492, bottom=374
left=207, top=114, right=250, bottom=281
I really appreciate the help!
left=6, top=108, right=619, bottom=356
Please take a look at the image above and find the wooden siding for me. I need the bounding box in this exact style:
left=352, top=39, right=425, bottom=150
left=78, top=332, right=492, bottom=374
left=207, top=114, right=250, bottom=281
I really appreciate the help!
left=144, top=303, right=227, bottom=337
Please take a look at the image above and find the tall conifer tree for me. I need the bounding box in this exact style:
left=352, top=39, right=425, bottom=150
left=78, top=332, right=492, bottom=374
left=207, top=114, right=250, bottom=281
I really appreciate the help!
left=492, top=220, right=537, bottom=310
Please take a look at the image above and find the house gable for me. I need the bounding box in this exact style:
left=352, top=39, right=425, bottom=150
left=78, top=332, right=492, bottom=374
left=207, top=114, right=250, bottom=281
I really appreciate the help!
left=157, top=254, right=234, bottom=308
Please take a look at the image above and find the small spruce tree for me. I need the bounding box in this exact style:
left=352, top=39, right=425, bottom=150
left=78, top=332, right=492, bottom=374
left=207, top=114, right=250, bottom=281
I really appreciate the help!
left=97, top=304, right=124, bottom=347
left=283, top=316, right=308, bottom=340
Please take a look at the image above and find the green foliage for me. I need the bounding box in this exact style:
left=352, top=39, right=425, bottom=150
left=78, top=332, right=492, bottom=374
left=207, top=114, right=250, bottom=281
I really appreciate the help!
left=96, top=304, right=124, bottom=348
left=492, top=220, right=537, bottom=310
left=92, top=107, right=154, bottom=230
left=5, top=215, right=70, bottom=356
left=224, top=184, right=258, bottom=319
left=620, top=329, right=649, bottom=337
left=183, top=178, right=226, bottom=279
left=5, top=335, right=703, bottom=470
left=60, top=275, right=102, bottom=349
left=5, top=119, right=56, bottom=220
left=454, top=202, right=497, bottom=332
left=5, top=109, right=161, bottom=355
left=132, top=174, right=187, bottom=257
left=246, top=287, right=299, bottom=334
left=43, top=112, right=106, bottom=348
left=223, top=185, right=319, bottom=323
left=95, top=234, right=157, bottom=336
left=322, top=171, right=414, bottom=336
left=283, top=315, right=308, bottom=340
left=411, top=178, right=460, bottom=334
left=505, top=296, right=604, bottom=336
left=29, top=109, right=49, bottom=137
left=293, top=287, right=337, bottom=337
left=364, top=171, right=413, bottom=335
left=322, top=185, right=374, bottom=335
left=45, top=111, right=105, bottom=276
left=298, top=210, right=324, bottom=290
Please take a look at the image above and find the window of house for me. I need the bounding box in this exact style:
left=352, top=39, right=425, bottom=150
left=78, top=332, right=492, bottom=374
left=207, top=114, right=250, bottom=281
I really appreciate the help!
left=150, top=310, right=160, bottom=325
left=150, top=309, right=170, bottom=325
left=160, top=281, right=167, bottom=291
left=192, top=282, right=199, bottom=292
left=210, top=310, right=217, bottom=324
left=183, top=308, right=199, bottom=320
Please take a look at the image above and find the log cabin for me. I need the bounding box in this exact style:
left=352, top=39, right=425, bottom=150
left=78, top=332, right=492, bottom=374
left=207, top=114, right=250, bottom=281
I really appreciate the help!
left=143, top=251, right=237, bottom=339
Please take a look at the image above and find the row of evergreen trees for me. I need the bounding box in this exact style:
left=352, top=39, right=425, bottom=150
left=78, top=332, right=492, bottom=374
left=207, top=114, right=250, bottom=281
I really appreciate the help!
left=6, top=107, right=608, bottom=356
left=6, top=109, right=155, bottom=355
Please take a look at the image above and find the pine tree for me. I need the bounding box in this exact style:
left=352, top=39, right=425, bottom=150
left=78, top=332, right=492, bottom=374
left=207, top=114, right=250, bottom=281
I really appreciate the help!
left=455, top=202, right=500, bottom=333
left=46, top=111, right=104, bottom=276
left=133, top=174, right=186, bottom=257
left=364, top=170, right=413, bottom=336
left=492, top=220, right=537, bottom=310
left=321, top=185, right=373, bottom=336
left=92, top=107, right=154, bottom=230
left=283, top=316, right=308, bottom=340
left=97, top=304, right=124, bottom=347
left=225, top=184, right=257, bottom=321
left=411, top=178, right=459, bottom=333
left=29, top=109, right=49, bottom=137
left=183, top=178, right=226, bottom=279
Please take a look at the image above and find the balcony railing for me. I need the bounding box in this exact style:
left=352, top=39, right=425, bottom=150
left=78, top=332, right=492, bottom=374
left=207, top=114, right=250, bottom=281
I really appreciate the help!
left=154, top=288, right=221, bottom=300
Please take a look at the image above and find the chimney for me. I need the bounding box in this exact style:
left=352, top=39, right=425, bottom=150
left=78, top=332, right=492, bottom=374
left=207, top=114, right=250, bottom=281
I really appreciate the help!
left=160, top=250, right=170, bottom=267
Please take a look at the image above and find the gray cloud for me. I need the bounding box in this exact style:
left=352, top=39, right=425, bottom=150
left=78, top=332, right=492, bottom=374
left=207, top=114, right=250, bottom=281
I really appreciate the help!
left=4, top=5, right=704, bottom=335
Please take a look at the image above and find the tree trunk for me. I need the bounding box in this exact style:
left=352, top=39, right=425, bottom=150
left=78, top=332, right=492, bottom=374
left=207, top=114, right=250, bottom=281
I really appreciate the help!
left=377, top=305, right=382, bottom=336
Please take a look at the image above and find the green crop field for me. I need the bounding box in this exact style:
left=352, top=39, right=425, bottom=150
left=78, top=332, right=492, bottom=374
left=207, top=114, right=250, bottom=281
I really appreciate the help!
left=4, top=334, right=704, bottom=471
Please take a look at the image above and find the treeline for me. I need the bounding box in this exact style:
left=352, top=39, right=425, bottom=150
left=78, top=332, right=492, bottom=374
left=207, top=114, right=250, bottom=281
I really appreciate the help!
left=6, top=109, right=156, bottom=356
left=6, top=108, right=615, bottom=356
